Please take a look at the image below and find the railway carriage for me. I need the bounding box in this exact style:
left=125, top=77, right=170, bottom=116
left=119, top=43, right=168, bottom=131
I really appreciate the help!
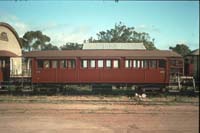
left=24, top=50, right=183, bottom=88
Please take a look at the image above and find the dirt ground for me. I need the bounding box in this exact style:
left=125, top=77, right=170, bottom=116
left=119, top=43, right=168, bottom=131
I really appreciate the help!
left=0, top=100, right=199, bottom=133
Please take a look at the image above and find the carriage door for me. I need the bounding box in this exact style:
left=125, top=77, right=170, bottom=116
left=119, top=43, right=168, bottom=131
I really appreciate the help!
left=0, top=58, right=10, bottom=81
left=51, top=60, right=58, bottom=83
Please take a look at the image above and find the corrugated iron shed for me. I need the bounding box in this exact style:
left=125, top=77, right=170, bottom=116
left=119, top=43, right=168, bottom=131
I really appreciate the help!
left=83, top=43, right=146, bottom=50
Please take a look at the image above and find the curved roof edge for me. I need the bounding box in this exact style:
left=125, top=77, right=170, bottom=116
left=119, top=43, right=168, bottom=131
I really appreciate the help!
left=0, top=50, right=19, bottom=57
left=0, top=22, right=22, bottom=48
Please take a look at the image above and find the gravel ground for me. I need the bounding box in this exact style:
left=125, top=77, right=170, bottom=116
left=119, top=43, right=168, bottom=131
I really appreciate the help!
left=0, top=102, right=199, bottom=133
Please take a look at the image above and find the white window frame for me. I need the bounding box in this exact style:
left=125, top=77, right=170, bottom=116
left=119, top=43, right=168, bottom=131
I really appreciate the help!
left=97, top=60, right=104, bottom=68
left=90, top=60, right=95, bottom=68
left=133, top=60, right=136, bottom=68
left=137, top=60, right=140, bottom=68
left=125, top=60, right=132, bottom=68
left=141, top=60, right=144, bottom=68
left=106, top=60, right=111, bottom=68
left=113, top=60, right=119, bottom=68
left=125, top=60, right=129, bottom=68
left=82, top=60, right=88, bottom=68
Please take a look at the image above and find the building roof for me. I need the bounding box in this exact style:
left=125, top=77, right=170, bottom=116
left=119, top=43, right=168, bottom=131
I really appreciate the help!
left=24, top=50, right=181, bottom=59
left=83, top=43, right=146, bottom=50
left=189, top=49, right=199, bottom=56
left=0, top=22, right=22, bottom=48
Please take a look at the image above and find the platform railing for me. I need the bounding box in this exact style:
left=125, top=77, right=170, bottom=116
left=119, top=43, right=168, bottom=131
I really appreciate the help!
left=10, top=69, right=31, bottom=77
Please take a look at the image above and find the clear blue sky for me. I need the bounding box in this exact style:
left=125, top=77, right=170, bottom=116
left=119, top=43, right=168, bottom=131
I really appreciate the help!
left=0, top=0, right=199, bottom=50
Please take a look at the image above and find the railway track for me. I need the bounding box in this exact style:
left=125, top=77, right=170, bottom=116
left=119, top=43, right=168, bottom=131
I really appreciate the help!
left=0, top=98, right=198, bottom=106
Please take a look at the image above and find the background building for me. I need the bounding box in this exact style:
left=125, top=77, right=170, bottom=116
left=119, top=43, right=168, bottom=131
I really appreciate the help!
left=0, top=22, right=22, bottom=81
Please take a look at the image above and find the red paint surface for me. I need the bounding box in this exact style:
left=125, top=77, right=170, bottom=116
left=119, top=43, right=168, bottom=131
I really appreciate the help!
left=31, top=58, right=171, bottom=84
left=189, top=64, right=194, bottom=76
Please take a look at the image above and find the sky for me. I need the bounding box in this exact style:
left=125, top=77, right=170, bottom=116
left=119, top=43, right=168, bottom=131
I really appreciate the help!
left=0, top=0, right=199, bottom=50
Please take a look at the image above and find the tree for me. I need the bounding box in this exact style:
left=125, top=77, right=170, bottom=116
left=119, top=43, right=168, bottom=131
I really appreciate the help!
left=87, top=22, right=156, bottom=50
left=43, top=43, right=59, bottom=50
left=169, top=44, right=191, bottom=56
left=60, top=42, right=83, bottom=50
left=20, top=31, right=55, bottom=51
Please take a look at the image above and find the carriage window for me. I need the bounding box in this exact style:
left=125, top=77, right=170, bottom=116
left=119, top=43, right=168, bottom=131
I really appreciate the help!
left=0, top=60, right=6, bottom=68
left=125, top=60, right=132, bottom=68
left=82, top=60, right=88, bottom=68
left=97, top=60, right=104, bottom=68
left=106, top=60, right=111, bottom=68
left=0, top=60, right=5, bottom=68
left=60, top=60, right=67, bottom=68
left=90, top=60, right=95, bottom=68
left=125, top=60, right=129, bottom=68
left=68, top=59, right=76, bottom=68
left=141, top=60, right=144, bottom=68
left=113, top=60, right=119, bottom=68
left=44, top=60, right=50, bottom=68
left=149, top=60, right=157, bottom=68
left=143, top=60, right=148, bottom=68
left=159, top=60, right=166, bottom=68
left=133, top=60, right=140, bottom=68
left=52, top=60, right=58, bottom=68
left=133, top=60, right=136, bottom=68
left=137, top=60, right=140, bottom=68
left=37, top=60, right=43, bottom=68
left=3, top=60, right=5, bottom=68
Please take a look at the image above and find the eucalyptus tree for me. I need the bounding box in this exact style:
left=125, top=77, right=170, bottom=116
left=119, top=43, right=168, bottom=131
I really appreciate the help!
left=87, top=22, right=156, bottom=50
left=20, top=31, right=53, bottom=51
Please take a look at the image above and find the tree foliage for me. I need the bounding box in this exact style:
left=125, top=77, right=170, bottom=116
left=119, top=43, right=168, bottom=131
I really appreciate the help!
left=60, top=42, right=83, bottom=50
left=20, top=31, right=58, bottom=51
left=169, top=44, right=191, bottom=56
left=43, top=43, right=59, bottom=50
left=87, top=22, right=156, bottom=50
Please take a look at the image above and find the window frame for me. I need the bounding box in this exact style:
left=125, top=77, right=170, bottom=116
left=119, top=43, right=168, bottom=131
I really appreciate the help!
left=149, top=60, right=157, bottom=69
left=113, top=59, right=119, bottom=68
left=43, top=60, right=50, bottom=69
left=158, top=59, right=166, bottom=68
left=105, top=59, right=112, bottom=68
left=51, top=60, right=58, bottom=69
left=37, top=60, right=43, bottom=69
left=68, top=59, right=76, bottom=69
left=81, top=59, right=88, bottom=69
left=60, top=60, right=67, bottom=69
left=89, top=59, right=96, bottom=68
left=143, top=60, right=148, bottom=69
left=97, top=60, right=104, bottom=68
left=125, top=59, right=132, bottom=68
